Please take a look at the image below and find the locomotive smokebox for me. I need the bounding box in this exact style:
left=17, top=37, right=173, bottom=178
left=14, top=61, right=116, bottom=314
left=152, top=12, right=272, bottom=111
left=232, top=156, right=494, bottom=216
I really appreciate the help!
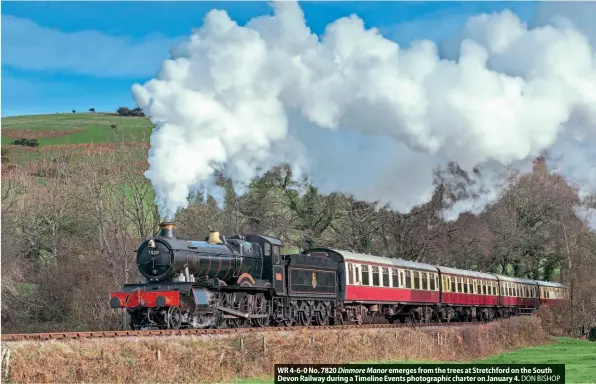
left=158, top=222, right=176, bottom=238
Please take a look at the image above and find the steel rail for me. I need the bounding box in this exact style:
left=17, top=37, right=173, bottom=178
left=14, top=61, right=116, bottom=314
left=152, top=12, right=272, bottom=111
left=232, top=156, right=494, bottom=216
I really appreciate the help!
left=1, top=321, right=490, bottom=342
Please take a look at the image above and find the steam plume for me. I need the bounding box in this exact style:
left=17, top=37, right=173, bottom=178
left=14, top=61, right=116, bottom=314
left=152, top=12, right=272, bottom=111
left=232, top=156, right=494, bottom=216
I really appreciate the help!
left=132, top=1, right=596, bottom=221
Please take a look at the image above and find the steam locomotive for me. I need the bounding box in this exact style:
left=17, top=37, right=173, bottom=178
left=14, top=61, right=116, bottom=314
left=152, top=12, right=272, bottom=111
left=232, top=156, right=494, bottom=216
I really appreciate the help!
left=110, top=222, right=567, bottom=330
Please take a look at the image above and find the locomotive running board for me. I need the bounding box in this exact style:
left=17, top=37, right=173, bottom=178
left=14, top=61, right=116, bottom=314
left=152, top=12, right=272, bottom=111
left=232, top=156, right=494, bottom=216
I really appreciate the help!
left=215, top=306, right=269, bottom=319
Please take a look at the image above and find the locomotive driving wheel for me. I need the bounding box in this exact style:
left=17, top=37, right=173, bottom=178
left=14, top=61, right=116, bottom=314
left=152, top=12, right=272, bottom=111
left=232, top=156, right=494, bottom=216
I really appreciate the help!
left=218, top=292, right=234, bottom=328
left=168, top=306, right=182, bottom=330
left=252, top=294, right=271, bottom=327
left=231, top=294, right=250, bottom=328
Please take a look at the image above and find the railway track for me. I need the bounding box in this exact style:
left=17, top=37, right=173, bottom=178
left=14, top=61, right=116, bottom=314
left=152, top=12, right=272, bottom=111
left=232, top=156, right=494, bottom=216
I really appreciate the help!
left=1, top=321, right=489, bottom=342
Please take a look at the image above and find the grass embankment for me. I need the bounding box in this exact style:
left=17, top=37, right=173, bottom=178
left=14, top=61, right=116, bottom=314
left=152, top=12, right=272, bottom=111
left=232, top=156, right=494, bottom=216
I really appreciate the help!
left=472, top=338, right=596, bottom=383
left=239, top=338, right=596, bottom=384
left=1, top=317, right=553, bottom=384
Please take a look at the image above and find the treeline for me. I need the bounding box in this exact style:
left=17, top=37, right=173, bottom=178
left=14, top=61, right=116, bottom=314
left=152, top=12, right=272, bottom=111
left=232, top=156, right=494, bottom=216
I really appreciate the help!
left=116, top=106, right=145, bottom=117
left=1, top=147, right=595, bottom=335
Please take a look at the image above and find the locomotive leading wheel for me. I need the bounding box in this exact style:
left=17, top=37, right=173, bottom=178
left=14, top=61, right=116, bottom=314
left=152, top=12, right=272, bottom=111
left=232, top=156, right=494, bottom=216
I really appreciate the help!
left=168, top=306, right=182, bottom=330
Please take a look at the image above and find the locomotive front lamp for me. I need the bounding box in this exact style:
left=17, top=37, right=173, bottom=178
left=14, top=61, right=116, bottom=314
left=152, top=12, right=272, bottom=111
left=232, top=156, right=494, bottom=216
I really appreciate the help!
left=148, top=239, right=156, bottom=249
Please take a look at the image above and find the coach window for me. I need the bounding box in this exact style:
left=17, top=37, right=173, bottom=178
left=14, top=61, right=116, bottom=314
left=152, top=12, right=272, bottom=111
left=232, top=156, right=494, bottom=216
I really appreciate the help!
left=463, top=278, right=468, bottom=293
left=348, top=263, right=354, bottom=285
left=362, top=265, right=370, bottom=286
left=382, top=267, right=389, bottom=287
left=450, top=277, right=456, bottom=293
left=442, top=276, right=448, bottom=292
left=412, top=271, right=420, bottom=289
left=372, top=266, right=380, bottom=286
left=420, top=272, right=427, bottom=290
left=404, top=270, right=412, bottom=288
left=493, top=282, right=497, bottom=295
left=469, top=280, right=474, bottom=294
left=392, top=268, right=399, bottom=288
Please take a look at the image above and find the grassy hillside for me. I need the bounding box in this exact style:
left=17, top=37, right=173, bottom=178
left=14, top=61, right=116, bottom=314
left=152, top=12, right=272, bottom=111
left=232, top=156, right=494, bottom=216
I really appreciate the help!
left=1, top=112, right=153, bottom=164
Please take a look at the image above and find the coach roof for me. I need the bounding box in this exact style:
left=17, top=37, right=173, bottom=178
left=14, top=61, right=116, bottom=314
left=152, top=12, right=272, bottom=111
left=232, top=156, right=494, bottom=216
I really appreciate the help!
left=329, top=249, right=438, bottom=272
left=435, top=266, right=497, bottom=280
left=535, top=280, right=566, bottom=288
left=494, top=274, right=538, bottom=285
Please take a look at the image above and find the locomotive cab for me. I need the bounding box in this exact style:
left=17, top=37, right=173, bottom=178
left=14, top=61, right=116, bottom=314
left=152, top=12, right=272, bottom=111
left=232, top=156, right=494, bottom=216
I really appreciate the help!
left=227, top=233, right=284, bottom=286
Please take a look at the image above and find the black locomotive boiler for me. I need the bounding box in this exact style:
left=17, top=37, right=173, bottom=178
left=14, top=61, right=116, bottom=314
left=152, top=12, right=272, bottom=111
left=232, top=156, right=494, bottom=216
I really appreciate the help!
left=110, top=222, right=346, bottom=330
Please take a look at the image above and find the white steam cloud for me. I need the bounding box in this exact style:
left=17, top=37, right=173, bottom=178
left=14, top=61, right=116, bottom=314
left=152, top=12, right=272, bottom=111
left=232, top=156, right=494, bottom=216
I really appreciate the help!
left=132, top=1, right=596, bottom=221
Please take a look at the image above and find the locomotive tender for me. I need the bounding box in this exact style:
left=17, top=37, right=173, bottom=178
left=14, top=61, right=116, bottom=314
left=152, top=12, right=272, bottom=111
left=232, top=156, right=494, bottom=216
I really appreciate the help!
left=110, top=223, right=567, bottom=330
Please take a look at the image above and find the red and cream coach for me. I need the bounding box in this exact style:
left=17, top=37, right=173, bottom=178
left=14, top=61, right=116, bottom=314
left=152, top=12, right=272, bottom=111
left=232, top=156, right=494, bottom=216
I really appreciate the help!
left=304, top=248, right=568, bottom=324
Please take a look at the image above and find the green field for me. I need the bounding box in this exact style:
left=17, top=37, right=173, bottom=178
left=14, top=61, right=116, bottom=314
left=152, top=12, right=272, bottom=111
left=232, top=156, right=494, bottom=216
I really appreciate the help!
left=235, top=338, right=596, bottom=384
left=1, top=112, right=152, bottom=164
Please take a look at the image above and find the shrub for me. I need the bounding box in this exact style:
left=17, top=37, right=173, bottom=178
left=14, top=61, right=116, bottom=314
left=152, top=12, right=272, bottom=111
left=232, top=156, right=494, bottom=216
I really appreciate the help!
left=13, top=138, right=40, bottom=147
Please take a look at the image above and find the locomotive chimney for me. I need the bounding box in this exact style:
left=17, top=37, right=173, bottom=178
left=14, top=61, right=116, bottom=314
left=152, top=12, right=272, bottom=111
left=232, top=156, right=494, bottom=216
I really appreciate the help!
left=158, top=222, right=176, bottom=238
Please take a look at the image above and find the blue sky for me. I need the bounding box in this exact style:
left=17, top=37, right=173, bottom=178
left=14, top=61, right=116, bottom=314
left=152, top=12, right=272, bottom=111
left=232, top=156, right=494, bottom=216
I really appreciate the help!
left=1, top=1, right=544, bottom=118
